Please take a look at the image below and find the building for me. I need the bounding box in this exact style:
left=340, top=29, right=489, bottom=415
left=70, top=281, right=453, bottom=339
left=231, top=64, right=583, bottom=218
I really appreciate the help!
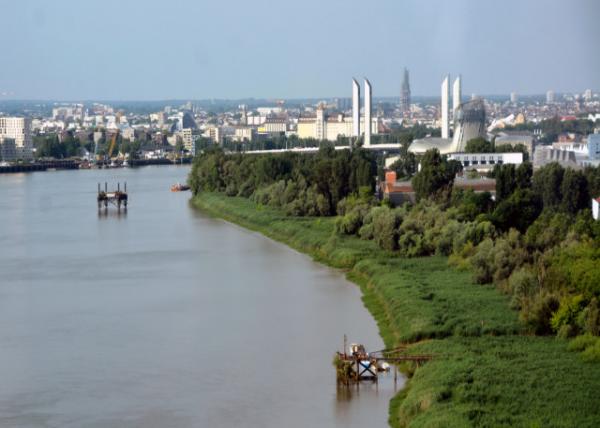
left=234, top=126, right=254, bottom=142
left=510, top=92, right=518, bottom=103
left=441, top=75, right=450, bottom=139
left=546, top=90, right=555, bottom=104
left=452, top=75, right=462, bottom=116
left=205, top=126, right=222, bottom=144
left=364, top=78, right=372, bottom=146
left=352, top=79, right=360, bottom=137
left=0, top=137, right=17, bottom=161
left=533, top=145, right=580, bottom=169
left=409, top=98, right=486, bottom=155
left=381, top=170, right=496, bottom=206
left=588, top=134, right=600, bottom=160
left=593, top=197, right=600, bottom=221
left=296, top=110, right=377, bottom=142
left=400, top=68, right=411, bottom=115
left=448, top=152, right=523, bottom=171
left=0, top=117, right=33, bottom=160
left=121, top=127, right=136, bottom=141
left=260, top=118, right=287, bottom=134
left=179, top=128, right=194, bottom=152
left=495, top=134, right=534, bottom=158
left=584, top=89, right=593, bottom=102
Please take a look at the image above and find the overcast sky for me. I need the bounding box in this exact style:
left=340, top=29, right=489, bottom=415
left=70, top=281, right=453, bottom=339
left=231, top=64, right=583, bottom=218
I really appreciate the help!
left=1, top=0, right=599, bottom=100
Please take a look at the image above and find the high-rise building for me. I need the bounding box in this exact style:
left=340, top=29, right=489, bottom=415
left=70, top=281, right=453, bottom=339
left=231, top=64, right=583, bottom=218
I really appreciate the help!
left=0, top=117, right=32, bottom=160
left=441, top=75, right=450, bottom=139
left=352, top=78, right=360, bottom=137
left=584, top=89, right=593, bottom=102
left=452, top=75, right=462, bottom=116
left=510, top=92, right=518, bottom=103
left=546, top=90, right=555, bottom=104
left=400, top=68, right=411, bottom=115
left=364, top=78, right=372, bottom=147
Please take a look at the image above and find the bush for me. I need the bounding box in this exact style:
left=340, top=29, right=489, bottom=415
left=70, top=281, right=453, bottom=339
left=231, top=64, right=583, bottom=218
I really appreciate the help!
left=581, top=340, right=600, bottom=362
left=508, top=267, right=539, bottom=310
left=520, top=293, right=560, bottom=335
left=567, top=334, right=599, bottom=352
left=372, top=206, right=402, bottom=251
left=471, top=239, right=495, bottom=284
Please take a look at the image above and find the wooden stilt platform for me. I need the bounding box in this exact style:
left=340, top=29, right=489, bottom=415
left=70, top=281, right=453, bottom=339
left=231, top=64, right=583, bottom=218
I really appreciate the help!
left=97, top=182, right=128, bottom=210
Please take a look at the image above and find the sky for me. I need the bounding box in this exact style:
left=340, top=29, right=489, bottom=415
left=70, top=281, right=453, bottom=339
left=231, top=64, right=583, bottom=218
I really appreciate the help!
left=1, top=0, right=599, bottom=100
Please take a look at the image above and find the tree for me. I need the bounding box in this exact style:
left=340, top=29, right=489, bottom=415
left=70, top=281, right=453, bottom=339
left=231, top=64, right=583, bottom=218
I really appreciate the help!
left=465, top=137, right=494, bottom=153
left=515, top=162, right=533, bottom=190
left=411, top=149, right=461, bottom=201
left=561, top=168, right=589, bottom=214
left=532, top=162, right=564, bottom=210
left=491, top=189, right=542, bottom=232
left=495, top=164, right=516, bottom=202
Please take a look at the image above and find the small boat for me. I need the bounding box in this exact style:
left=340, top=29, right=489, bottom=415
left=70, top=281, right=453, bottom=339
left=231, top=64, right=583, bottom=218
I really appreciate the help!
left=171, top=183, right=190, bottom=192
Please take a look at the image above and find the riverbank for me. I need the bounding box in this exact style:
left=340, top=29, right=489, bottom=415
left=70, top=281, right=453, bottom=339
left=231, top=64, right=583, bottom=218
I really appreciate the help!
left=192, top=192, right=600, bottom=427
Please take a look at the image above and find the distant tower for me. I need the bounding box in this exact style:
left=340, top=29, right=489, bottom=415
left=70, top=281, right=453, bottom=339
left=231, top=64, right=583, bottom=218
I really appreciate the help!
left=364, top=78, right=372, bottom=147
left=240, top=104, right=248, bottom=125
left=546, top=90, right=555, bottom=104
left=352, top=78, right=361, bottom=137
left=510, top=92, right=518, bottom=103
left=452, top=75, right=462, bottom=116
left=441, top=75, right=450, bottom=139
left=316, top=104, right=325, bottom=140
left=400, top=68, right=411, bottom=115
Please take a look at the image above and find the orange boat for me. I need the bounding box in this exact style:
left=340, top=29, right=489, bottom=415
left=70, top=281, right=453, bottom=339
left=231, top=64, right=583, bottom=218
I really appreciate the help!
left=171, top=183, right=190, bottom=192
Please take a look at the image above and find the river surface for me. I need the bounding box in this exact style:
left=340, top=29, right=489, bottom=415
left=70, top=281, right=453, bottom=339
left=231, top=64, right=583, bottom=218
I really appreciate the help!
left=0, top=166, right=401, bottom=428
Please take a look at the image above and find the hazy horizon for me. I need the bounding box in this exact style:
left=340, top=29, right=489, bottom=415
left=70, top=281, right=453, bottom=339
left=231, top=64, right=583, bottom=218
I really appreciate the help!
left=2, top=0, right=599, bottom=101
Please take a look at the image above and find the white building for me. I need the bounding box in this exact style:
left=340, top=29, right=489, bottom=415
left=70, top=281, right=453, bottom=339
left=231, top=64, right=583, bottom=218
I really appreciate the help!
left=0, top=117, right=33, bottom=160
left=364, top=78, right=372, bottom=146
left=453, top=75, right=462, bottom=116
left=593, top=197, right=600, bottom=221
left=234, top=126, right=254, bottom=142
left=352, top=79, right=360, bottom=137
left=546, top=90, right=555, bottom=104
left=179, top=128, right=194, bottom=152
left=448, top=152, right=523, bottom=170
left=441, top=75, right=450, bottom=139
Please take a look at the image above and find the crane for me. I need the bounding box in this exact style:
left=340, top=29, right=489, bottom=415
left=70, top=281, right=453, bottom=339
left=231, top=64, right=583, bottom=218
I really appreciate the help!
left=107, top=133, right=118, bottom=159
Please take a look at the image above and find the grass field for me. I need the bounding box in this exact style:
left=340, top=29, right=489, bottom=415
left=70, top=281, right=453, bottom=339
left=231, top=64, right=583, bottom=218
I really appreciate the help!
left=192, top=192, right=600, bottom=427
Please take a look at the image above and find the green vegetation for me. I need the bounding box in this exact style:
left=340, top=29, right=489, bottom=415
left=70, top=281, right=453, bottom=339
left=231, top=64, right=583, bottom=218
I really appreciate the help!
left=189, top=148, right=600, bottom=427
left=191, top=192, right=600, bottom=427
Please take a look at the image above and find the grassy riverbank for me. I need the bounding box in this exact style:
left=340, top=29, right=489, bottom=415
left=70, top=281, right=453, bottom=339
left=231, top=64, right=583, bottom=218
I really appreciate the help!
left=192, top=192, right=600, bottom=427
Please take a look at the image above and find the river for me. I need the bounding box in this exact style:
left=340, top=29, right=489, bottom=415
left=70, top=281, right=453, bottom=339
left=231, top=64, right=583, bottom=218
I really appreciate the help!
left=0, top=166, right=401, bottom=428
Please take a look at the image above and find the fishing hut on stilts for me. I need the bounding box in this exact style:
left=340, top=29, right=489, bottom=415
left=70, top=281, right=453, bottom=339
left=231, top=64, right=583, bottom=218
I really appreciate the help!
left=334, top=335, right=433, bottom=387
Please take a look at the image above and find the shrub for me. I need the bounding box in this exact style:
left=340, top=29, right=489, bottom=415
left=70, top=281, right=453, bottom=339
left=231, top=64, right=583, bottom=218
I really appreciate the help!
left=520, top=292, right=560, bottom=335
left=581, top=340, right=600, bottom=362
left=372, top=206, right=401, bottom=251
left=567, top=334, right=599, bottom=352
left=508, top=267, right=539, bottom=310
left=471, top=239, right=495, bottom=284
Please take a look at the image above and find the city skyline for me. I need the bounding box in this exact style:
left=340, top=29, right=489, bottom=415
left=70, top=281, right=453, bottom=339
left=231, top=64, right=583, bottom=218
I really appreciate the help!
left=1, top=0, right=599, bottom=100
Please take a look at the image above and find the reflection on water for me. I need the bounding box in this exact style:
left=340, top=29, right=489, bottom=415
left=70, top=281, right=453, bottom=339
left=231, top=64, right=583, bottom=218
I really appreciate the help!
left=0, top=166, right=402, bottom=428
left=97, top=207, right=128, bottom=219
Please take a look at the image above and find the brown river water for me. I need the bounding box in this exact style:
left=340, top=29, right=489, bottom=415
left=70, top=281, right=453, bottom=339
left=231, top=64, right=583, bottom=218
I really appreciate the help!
left=0, top=165, right=402, bottom=427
